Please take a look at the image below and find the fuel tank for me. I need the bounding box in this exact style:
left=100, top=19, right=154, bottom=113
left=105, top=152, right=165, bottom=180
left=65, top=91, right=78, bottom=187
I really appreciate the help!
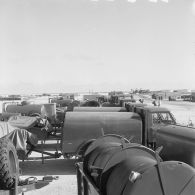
left=156, top=125, right=195, bottom=167
left=83, top=136, right=156, bottom=194
left=62, top=112, right=142, bottom=155
left=80, top=100, right=100, bottom=107
left=73, top=107, right=127, bottom=112
left=107, top=160, right=195, bottom=195
left=101, top=102, right=120, bottom=107
left=5, top=104, right=42, bottom=115
left=81, top=135, right=195, bottom=195
left=5, top=104, right=56, bottom=121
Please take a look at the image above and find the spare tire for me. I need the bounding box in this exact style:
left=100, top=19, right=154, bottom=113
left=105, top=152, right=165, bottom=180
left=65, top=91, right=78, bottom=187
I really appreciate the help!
left=0, top=138, right=19, bottom=189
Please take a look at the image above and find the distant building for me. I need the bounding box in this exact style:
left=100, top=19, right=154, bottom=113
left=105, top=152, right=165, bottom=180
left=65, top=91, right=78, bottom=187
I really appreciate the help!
left=192, top=92, right=195, bottom=102
left=0, top=95, right=21, bottom=101
left=151, top=89, right=192, bottom=101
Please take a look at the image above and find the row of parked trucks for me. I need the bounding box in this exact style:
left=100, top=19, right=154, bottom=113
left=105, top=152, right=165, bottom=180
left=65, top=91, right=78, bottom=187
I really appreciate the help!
left=0, top=97, right=195, bottom=194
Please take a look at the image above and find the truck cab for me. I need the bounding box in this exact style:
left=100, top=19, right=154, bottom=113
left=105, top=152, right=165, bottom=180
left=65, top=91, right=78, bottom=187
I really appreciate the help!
left=134, top=106, right=176, bottom=148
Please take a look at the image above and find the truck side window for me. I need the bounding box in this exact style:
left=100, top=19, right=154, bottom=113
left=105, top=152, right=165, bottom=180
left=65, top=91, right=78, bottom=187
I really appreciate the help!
left=159, top=113, right=175, bottom=124
left=152, top=113, right=161, bottom=124
left=152, top=112, right=175, bottom=125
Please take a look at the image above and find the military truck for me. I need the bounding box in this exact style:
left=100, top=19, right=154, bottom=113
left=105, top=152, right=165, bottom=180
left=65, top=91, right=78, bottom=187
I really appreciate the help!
left=62, top=105, right=195, bottom=168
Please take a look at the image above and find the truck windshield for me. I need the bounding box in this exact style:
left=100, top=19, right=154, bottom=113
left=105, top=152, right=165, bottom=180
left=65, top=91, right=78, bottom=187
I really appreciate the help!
left=152, top=112, right=176, bottom=125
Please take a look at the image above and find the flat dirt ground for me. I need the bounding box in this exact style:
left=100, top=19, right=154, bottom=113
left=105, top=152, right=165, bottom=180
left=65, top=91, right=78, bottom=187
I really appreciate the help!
left=18, top=100, right=195, bottom=195
left=19, top=158, right=77, bottom=195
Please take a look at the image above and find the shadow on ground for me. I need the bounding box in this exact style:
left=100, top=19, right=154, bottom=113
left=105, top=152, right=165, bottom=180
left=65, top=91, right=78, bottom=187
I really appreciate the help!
left=20, top=159, right=77, bottom=176
left=18, top=181, right=50, bottom=194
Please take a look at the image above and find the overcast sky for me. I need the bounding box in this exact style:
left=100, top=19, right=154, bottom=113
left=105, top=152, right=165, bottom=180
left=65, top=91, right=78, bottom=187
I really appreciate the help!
left=0, top=0, right=195, bottom=94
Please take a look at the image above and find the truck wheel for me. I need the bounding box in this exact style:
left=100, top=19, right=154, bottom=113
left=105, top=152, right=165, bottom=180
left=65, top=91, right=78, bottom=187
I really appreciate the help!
left=0, top=138, right=19, bottom=189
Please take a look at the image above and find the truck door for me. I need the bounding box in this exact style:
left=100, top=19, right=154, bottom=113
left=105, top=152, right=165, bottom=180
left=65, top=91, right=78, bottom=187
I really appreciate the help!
left=134, top=108, right=147, bottom=146
left=148, top=112, right=164, bottom=150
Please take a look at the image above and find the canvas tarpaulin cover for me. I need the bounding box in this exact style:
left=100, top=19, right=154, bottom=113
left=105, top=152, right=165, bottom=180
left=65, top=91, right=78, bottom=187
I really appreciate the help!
left=8, top=115, right=53, bottom=140
left=8, top=116, right=38, bottom=129
left=0, top=122, right=38, bottom=155
left=8, top=115, right=52, bottom=131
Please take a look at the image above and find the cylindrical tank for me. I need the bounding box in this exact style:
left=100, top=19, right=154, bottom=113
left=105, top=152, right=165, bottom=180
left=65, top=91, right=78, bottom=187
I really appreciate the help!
left=80, top=100, right=100, bottom=107
left=83, top=136, right=158, bottom=194
left=107, top=160, right=195, bottom=195
left=62, top=112, right=142, bottom=155
left=83, top=135, right=129, bottom=183
left=5, top=104, right=42, bottom=115
left=156, top=125, right=195, bottom=168
left=81, top=135, right=195, bottom=195
left=84, top=142, right=121, bottom=179
left=41, top=103, right=56, bottom=122
left=101, top=102, right=120, bottom=107
left=73, top=107, right=126, bottom=112
left=83, top=135, right=156, bottom=192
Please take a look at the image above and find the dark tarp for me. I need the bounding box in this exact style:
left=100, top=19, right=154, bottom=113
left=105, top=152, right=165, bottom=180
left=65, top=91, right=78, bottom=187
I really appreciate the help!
left=8, top=115, right=53, bottom=132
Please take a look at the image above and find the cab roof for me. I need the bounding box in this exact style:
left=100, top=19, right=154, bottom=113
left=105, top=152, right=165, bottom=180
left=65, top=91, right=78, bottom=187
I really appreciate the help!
left=139, top=106, right=170, bottom=113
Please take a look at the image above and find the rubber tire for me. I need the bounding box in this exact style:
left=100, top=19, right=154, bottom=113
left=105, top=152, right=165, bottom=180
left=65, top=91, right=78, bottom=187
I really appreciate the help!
left=0, top=138, right=19, bottom=189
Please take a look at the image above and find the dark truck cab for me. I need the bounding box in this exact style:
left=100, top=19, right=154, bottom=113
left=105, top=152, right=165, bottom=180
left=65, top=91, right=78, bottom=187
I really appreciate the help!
left=134, top=106, right=176, bottom=147
left=133, top=106, right=195, bottom=167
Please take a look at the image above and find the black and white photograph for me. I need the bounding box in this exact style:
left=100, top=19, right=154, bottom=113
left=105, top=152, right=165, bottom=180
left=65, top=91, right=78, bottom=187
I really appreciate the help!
left=0, top=0, right=195, bottom=194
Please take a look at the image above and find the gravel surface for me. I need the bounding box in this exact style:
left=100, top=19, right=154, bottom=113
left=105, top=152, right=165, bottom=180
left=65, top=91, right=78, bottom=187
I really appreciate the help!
left=19, top=158, right=77, bottom=195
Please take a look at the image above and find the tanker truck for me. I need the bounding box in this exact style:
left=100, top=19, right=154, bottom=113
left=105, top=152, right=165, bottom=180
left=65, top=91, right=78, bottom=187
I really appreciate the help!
left=62, top=105, right=195, bottom=168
